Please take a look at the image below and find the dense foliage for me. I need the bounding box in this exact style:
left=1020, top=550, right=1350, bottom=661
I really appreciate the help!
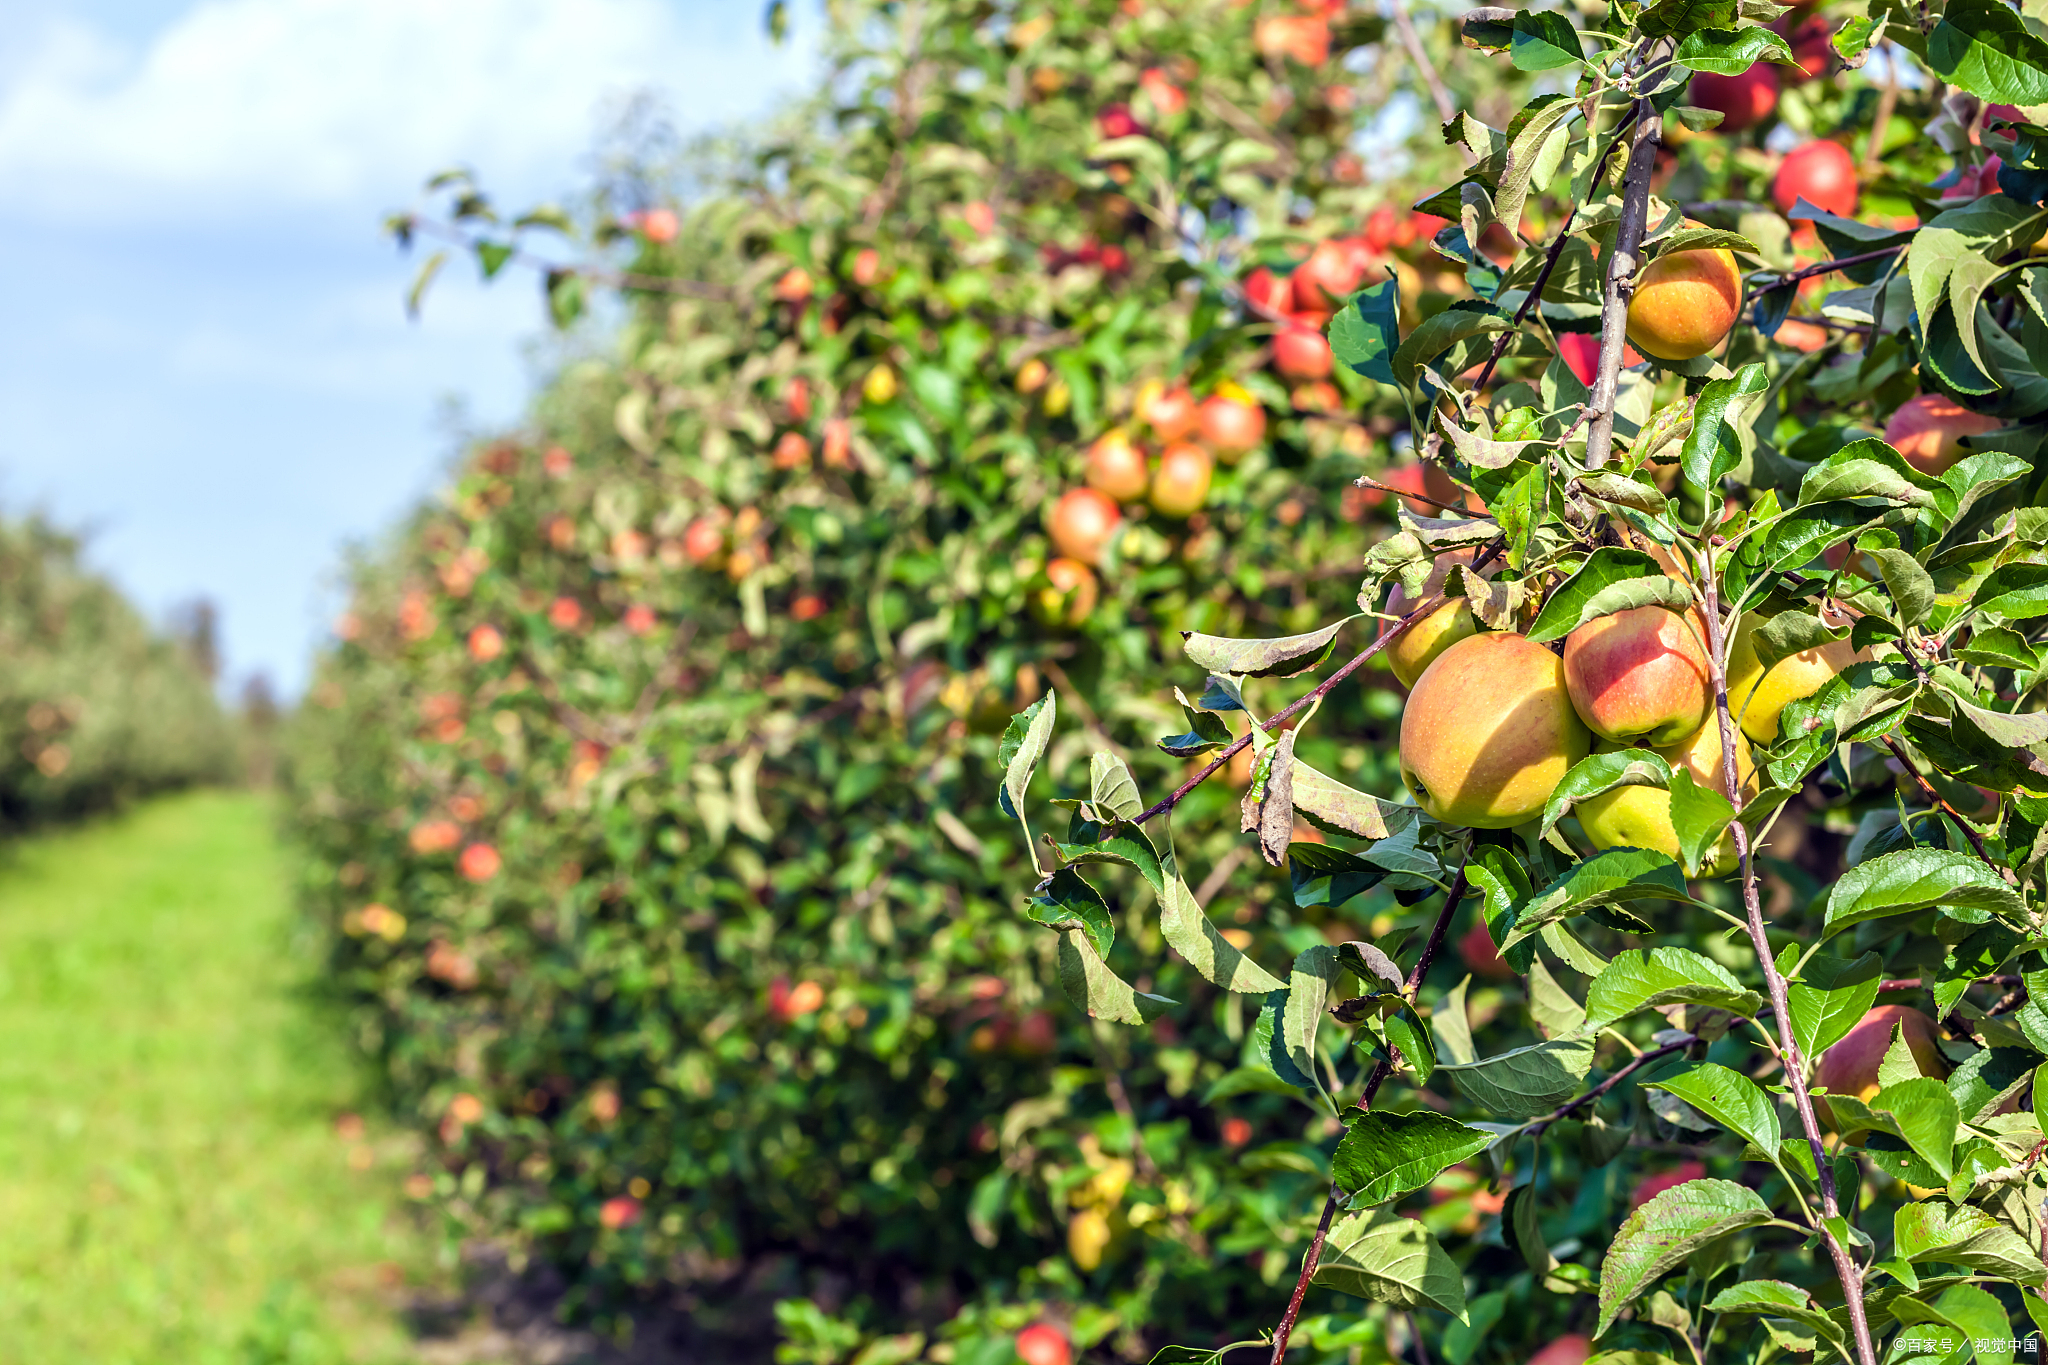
left=1003, top=7, right=2048, bottom=1365
left=287, top=0, right=1493, bottom=1357
left=288, top=0, right=2048, bottom=1362
left=0, top=515, right=235, bottom=823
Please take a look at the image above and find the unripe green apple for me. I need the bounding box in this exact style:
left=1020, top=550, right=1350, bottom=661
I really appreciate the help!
left=1399, top=633, right=1591, bottom=828
left=1726, top=609, right=1866, bottom=742
left=1576, top=719, right=1757, bottom=873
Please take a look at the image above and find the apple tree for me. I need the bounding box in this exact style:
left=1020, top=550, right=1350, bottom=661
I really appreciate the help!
left=999, top=5, right=2048, bottom=1365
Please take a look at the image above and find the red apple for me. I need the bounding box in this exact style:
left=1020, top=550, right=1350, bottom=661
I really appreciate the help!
left=637, top=208, right=678, bottom=243
left=1774, top=140, right=1858, bottom=221
left=1138, top=383, right=1199, bottom=441
left=773, top=267, right=813, bottom=303
left=1016, top=1324, right=1071, bottom=1365
left=458, top=843, right=501, bottom=882
left=1458, top=919, right=1517, bottom=980
left=1097, top=102, right=1145, bottom=139
left=683, top=517, right=726, bottom=565
left=599, top=1196, right=642, bottom=1229
left=467, top=624, right=505, bottom=662
left=1630, top=1160, right=1707, bottom=1209
left=1272, top=320, right=1334, bottom=381
left=1244, top=267, right=1290, bottom=315
left=1198, top=390, right=1266, bottom=456
left=1688, top=66, right=1779, bottom=133
left=1291, top=237, right=1372, bottom=312
left=1150, top=442, right=1214, bottom=518
left=1034, top=557, right=1100, bottom=627
left=1883, top=393, right=2001, bottom=474
left=1529, top=1335, right=1594, bottom=1365
left=1555, top=332, right=1644, bottom=386
left=1777, top=14, right=1834, bottom=83
left=1221, top=1116, right=1253, bottom=1147
left=1086, top=429, right=1151, bottom=502
left=1047, top=488, right=1122, bottom=565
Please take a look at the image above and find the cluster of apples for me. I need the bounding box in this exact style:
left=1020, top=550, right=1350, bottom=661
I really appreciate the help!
left=1244, top=234, right=1377, bottom=386
left=1034, top=381, right=1268, bottom=625
left=1684, top=0, right=1835, bottom=134
left=1391, top=549, right=1863, bottom=869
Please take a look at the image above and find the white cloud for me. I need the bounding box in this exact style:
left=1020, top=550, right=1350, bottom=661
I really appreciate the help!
left=0, top=0, right=817, bottom=220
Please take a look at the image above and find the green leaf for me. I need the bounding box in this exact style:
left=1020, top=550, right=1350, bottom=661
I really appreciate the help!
left=1314, top=1208, right=1469, bottom=1321
left=1393, top=307, right=1512, bottom=395
left=1674, top=26, right=1796, bottom=75
left=1867, top=547, right=1937, bottom=627
left=1291, top=762, right=1397, bottom=840
left=1253, top=990, right=1315, bottom=1089
left=1332, top=1109, right=1496, bottom=1205
left=1157, top=692, right=1234, bottom=757
left=1181, top=617, right=1350, bottom=679
left=1894, top=1200, right=2048, bottom=1284
left=1510, top=11, right=1584, bottom=70
left=1822, top=848, right=2026, bottom=935
left=475, top=239, right=514, bottom=279
left=1787, top=953, right=1884, bottom=1062
left=997, top=695, right=1056, bottom=821
left=1680, top=363, right=1770, bottom=500
left=1056, top=930, right=1174, bottom=1026
left=1283, top=945, right=1338, bottom=1088
left=1794, top=438, right=1943, bottom=510
left=1596, top=1179, right=1774, bottom=1337
left=1637, top=0, right=1737, bottom=37
left=1750, top=611, right=1848, bottom=671
left=1575, top=471, right=1671, bottom=515
left=1505, top=848, right=1700, bottom=949
left=1330, top=277, right=1400, bottom=388
left=1928, top=0, right=2048, bottom=104
left=1972, top=562, right=2048, bottom=620
left=1541, top=749, right=1670, bottom=838
left=1528, top=956, right=1587, bottom=1039
left=1872, top=1075, right=1958, bottom=1182
left=1438, top=1037, right=1596, bottom=1118
left=1665, top=769, right=1735, bottom=877
left=1941, top=687, right=2048, bottom=748
left=1026, top=869, right=1115, bottom=959
left=1525, top=548, right=1693, bottom=644
left=1505, top=1183, right=1556, bottom=1274
left=1383, top=1006, right=1438, bottom=1085
left=1642, top=1062, right=1780, bottom=1154
left=1049, top=830, right=1162, bottom=892
left=1154, top=843, right=1287, bottom=995
left=1702, top=1281, right=1848, bottom=1356
left=1088, top=752, right=1141, bottom=821
left=1433, top=976, right=1477, bottom=1067
left=1583, top=948, right=1761, bottom=1030
left=405, top=249, right=448, bottom=318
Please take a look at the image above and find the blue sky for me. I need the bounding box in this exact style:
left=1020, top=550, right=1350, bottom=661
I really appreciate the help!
left=0, top=0, right=820, bottom=695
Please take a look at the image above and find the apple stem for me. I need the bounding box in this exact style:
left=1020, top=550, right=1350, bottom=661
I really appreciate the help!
left=1264, top=863, right=1471, bottom=1365
left=1584, top=99, right=1662, bottom=469
left=1696, top=553, right=1880, bottom=1365
left=1124, top=543, right=1505, bottom=829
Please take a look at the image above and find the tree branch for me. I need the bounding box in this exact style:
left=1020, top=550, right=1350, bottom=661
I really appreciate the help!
left=1697, top=552, right=1879, bottom=1365
left=395, top=215, right=734, bottom=302
left=1881, top=734, right=2003, bottom=874
left=1126, top=543, right=1504, bottom=829
left=1266, top=864, right=1472, bottom=1365
left=1527, top=1035, right=1695, bottom=1139
left=1584, top=100, right=1661, bottom=468
left=1391, top=3, right=1457, bottom=128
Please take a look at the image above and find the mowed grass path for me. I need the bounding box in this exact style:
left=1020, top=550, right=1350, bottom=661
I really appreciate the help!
left=0, top=791, right=429, bottom=1363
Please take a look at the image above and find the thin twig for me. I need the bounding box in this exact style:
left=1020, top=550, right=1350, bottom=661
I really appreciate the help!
left=1747, top=247, right=1906, bottom=301
left=1585, top=99, right=1661, bottom=468
left=396, top=216, right=733, bottom=301
left=1528, top=1036, right=1694, bottom=1139
left=1698, top=551, right=1879, bottom=1365
left=1391, top=3, right=1458, bottom=128
left=1882, top=734, right=2003, bottom=874
left=1126, top=543, right=1504, bottom=829
left=1266, top=864, right=1472, bottom=1365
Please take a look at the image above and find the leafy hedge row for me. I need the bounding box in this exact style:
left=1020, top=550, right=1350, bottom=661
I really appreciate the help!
left=280, top=0, right=1511, bottom=1356
left=0, top=516, right=235, bottom=823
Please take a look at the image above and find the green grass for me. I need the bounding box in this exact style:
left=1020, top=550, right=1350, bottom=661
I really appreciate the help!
left=0, top=791, right=431, bottom=1364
